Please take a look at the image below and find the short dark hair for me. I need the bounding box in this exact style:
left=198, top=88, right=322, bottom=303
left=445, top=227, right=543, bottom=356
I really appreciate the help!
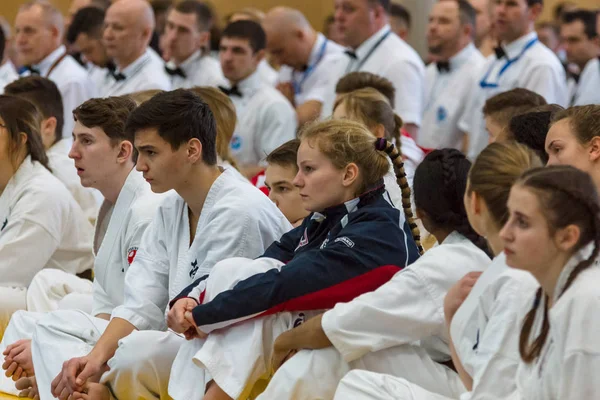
left=509, top=104, right=564, bottom=164
left=553, top=1, right=576, bottom=20
left=335, top=72, right=396, bottom=108
left=389, top=3, right=411, bottom=29
left=457, top=0, right=477, bottom=28
left=74, top=96, right=138, bottom=160
left=483, top=88, right=547, bottom=126
left=5, top=76, right=64, bottom=143
left=221, top=20, right=266, bottom=53
left=266, top=139, right=300, bottom=172
left=527, top=0, right=543, bottom=7
left=66, top=6, right=105, bottom=44
left=174, top=0, right=213, bottom=32
left=561, top=9, right=599, bottom=39
left=125, top=89, right=217, bottom=165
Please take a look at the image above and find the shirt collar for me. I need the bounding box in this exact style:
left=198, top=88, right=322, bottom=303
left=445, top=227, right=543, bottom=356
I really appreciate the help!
left=449, top=43, right=477, bottom=70
left=0, top=61, right=16, bottom=80
left=168, top=50, right=203, bottom=72
left=354, top=24, right=391, bottom=59
left=34, top=45, right=66, bottom=76
left=307, top=33, right=326, bottom=66
left=232, top=69, right=262, bottom=96
left=117, top=49, right=151, bottom=77
left=503, top=31, right=538, bottom=60
left=313, top=185, right=385, bottom=223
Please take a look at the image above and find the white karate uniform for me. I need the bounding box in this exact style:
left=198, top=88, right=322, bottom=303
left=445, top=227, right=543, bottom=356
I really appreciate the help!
left=514, top=245, right=600, bottom=400
left=227, top=70, right=298, bottom=167
left=334, top=253, right=538, bottom=400
left=166, top=50, right=226, bottom=89
left=324, top=25, right=425, bottom=126
left=47, top=138, right=102, bottom=223
left=27, top=169, right=168, bottom=399
left=419, top=44, right=486, bottom=150
left=458, top=32, right=568, bottom=160
left=572, top=57, right=600, bottom=106
left=97, top=48, right=172, bottom=97
left=257, top=232, right=490, bottom=400
left=37, top=169, right=289, bottom=400
left=278, top=33, right=345, bottom=119
left=0, top=61, right=18, bottom=93
left=0, top=156, right=94, bottom=323
left=21, top=45, right=97, bottom=145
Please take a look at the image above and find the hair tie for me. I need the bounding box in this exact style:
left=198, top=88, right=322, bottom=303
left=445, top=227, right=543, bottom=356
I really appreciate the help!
left=375, top=138, right=388, bottom=151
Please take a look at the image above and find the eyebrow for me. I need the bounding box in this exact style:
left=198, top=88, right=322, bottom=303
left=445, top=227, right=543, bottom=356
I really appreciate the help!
left=271, top=180, right=292, bottom=186
left=514, top=210, right=529, bottom=220
left=137, top=145, right=157, bottom=151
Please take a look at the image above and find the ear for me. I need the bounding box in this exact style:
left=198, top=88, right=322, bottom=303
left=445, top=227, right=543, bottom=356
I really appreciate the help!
left=528, top=3, right=543, bottom=22
left=463, top=22, right=474, bottom=40
left=116, top=140, right=134, bottom=164
left=554, top=224, right=581, bottom=253
left=41, top=117, right=57, bottom=139
left=372, top=4, right=386, bottom=20
left=372, top=123, right=386, bottom=139
left=197, top=31, right=210, bottom=48
left=470, top=191, right=482, bottom=216
left=588, top=136, right=600, bottom=162
left=342, top=162, right=359, bottom=188
left=187, top=138, right=203, bottom=164
left=415, top=207, right=426, bottom=221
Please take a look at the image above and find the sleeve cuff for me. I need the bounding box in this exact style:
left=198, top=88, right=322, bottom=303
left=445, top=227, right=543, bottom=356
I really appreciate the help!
left=110, top=306, right=151, bottom=331
left=321, top=309, right=358, bottom=363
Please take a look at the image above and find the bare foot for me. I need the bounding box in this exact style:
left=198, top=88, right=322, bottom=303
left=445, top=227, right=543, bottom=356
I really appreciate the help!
left=72, top=382, right=111, bottom=400
left=3, top=339, right=34, bottom=379
left=15, top=375, right=38, bottom=400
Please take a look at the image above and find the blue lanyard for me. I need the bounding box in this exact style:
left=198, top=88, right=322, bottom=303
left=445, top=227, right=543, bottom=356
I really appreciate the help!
left=479, top=38, right=538, bottom=89
left=293, top=39, right=328, bottom=95
left=346, top=30, right=392, bottom=74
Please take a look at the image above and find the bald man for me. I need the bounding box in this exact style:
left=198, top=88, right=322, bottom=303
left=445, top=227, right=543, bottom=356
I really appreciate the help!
left=97, top=0, right=171, bottom=96
left=264, top=7, right=345, bottom=126
left=15, top=0, right=96, bottom=143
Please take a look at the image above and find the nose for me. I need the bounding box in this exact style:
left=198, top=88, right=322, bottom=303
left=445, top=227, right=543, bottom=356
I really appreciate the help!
left=268, top=191, right=278, bottom=205
left=292, top=171, right=303, bottom=188
left=499, top=221, right=512, bottom=243
left=68, top=141, right=79, bottom=160
left=135, top=156, right=148, bottom=172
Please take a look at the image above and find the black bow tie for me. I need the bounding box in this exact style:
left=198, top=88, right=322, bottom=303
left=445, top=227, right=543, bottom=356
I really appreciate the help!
left=494, top=46, right=506, bottom=59
left=106, top=61, right=117, bottom=73
left=345, top=50, right=358, bottom=60
left=218, top=85, right=243, bottom=97
left=436, top=61, right=451, bottom=73
left=24, top=65, right=41, bottom=75
left=110, top=69, right=126, bottom=82
left=165, top=65, right=186, bottom=78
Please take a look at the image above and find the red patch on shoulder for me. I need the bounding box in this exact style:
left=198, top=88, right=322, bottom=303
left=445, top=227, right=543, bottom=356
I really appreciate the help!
left=127, top=248, right=138, bottom=265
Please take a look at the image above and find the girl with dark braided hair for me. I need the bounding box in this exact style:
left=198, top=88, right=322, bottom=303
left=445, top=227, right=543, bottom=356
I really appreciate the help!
left=501, top=166, right=600, bottom=399
left=255, top=148, right=491, bottom=400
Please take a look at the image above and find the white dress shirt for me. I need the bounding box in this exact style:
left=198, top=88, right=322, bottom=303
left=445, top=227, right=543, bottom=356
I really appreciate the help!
left=225, top=70, right=298, bottom=166
left=572, top=57, right=600, bottom=106
left=0, top=61, right=18, bottom=93
left=97, top=48, right=172, bottom=97
left=165, top=50, right=226, bottom=89
left=22, top=45, right=97, bottom=144
left=325, top=25, right=425, bottom=126
left=278, top=33, right=345, bottom=118
left=420, top=44, right=486, bottom=150
left=458, top=32, right=568, bottom=160
left=258, top=59, right=278, bottom=87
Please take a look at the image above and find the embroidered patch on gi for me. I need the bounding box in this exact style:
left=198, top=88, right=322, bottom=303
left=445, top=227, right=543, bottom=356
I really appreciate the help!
left=1, top=218, right=7, bottom=232
left=320, top=238, right=329, bottom=249
left=437, top=106, right=448, bottom=123
left=295, top=229, right=309, bottom=251
left=127, top=247, right=138, bottom=265
left=230, top=135, right=242, bottom=151
left=293, top=312, right=306, bottom=328
left=189, top=259, right=199, bottom=279
left=334, top=236, right=355, bottom=248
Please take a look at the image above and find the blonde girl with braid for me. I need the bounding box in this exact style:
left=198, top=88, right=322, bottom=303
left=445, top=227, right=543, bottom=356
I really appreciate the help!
left=331, top=142, right=542, bottom=400
left=332, top=87, right=426, bottom=247
left=165, top=119, right=420, bottom=400
left=256, top=148, right=493, bottom=400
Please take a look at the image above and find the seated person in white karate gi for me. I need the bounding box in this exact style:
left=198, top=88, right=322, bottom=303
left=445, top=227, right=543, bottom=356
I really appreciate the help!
left=333, top=142, right=541, bottom=400
left=4, top=76, right=101, bottom=223
left=0, top=96, right=164, bottom=398
left=46, top=89, right=291, bottom=400
left=257, top=148, right=491, bottom=400
left=263, top=139, right=310, bottom=227
left=0, top=95, right=94, bottom=335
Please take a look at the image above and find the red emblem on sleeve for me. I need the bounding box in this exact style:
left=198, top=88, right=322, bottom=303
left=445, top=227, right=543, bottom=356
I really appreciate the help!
left=127, top=247, right=138, bottom=265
